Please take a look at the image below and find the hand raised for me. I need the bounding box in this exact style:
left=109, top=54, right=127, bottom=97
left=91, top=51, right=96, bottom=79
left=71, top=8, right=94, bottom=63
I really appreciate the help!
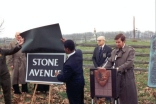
left=18, top=37, right=24, bottom=45
left=61, top=38, right=66, bottom=43
left=55, top=72, right=60, bottom=77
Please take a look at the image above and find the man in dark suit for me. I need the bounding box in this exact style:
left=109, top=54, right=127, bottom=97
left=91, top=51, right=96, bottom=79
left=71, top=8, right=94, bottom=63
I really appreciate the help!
left=0, top=33, right=24, bottom=104
left=92, top=36, right=112, bottom=68
left=92, top=36, right=112, bottom=103
left=55, top=39, right=85, bottom=104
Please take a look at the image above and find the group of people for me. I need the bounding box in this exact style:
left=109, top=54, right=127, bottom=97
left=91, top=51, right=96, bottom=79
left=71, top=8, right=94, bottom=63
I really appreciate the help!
left=55, top=33, right=138, bottom=104
left=92, top=34, right=138, bottom=104
left=0, top=32, right=138, bottom=104
left=0, top=33, right=50, bottom=104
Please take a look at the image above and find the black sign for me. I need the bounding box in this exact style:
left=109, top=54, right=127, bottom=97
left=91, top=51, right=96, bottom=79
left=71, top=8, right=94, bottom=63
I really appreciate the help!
left=26, top=53, right=66, bottom=84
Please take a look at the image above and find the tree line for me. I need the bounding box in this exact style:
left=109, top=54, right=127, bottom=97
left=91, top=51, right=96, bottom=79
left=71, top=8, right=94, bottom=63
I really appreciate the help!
left=0, top=30, right=155, bottom=45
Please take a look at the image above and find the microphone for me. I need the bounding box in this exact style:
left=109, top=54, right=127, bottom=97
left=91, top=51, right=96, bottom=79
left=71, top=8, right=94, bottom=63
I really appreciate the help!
left=114, top=54, right=118, bottom=61
left=113, top=53, right=118, bottom=68
left=102, top=53, right=111, bottom=68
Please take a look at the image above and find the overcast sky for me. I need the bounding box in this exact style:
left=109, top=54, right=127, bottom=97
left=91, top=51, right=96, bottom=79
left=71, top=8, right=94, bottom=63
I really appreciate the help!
left=0, top=0, right=155, bottom=38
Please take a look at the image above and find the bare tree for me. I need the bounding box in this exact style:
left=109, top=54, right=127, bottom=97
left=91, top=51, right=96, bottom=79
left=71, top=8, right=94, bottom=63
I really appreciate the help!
left=0, top=18, right=4, bottom=35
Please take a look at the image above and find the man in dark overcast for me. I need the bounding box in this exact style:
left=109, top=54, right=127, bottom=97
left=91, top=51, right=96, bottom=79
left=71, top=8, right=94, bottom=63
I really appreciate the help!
left=55, top=39, right=85, bottom=104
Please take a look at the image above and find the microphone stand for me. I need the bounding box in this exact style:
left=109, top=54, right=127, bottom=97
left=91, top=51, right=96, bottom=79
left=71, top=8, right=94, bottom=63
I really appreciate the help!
left=113, top=54, right=119, bottom=104
left=102, top=57, right=109, bottom=68
left=112, top=55, right=118, bottom=68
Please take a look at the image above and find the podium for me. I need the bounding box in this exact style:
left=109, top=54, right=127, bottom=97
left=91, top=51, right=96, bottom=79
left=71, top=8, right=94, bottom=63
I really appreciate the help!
left=90, top=68, right=119, bottom=104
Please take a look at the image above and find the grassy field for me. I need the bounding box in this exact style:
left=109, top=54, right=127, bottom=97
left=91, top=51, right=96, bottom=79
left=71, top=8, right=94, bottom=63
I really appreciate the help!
left=0, top=39, right=155, bottom=104
left=78, top=39, right=156, bottom=104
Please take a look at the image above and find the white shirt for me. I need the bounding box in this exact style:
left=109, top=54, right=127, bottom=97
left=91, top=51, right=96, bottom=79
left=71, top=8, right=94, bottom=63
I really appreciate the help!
left=67, top=50, right=76, bottom=59
left=122, top=43, right=125, bottom=48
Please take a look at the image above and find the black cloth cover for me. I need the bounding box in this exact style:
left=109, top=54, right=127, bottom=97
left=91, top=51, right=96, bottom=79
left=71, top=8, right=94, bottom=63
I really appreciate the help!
left=20, top=23, right=65, bottom=53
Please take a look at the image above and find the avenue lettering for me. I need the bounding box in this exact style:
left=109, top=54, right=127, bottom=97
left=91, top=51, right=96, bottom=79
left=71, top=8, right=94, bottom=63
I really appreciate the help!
left=29, top=69, right=61, bottom=77
left=33, top=58, right=58, bottom=66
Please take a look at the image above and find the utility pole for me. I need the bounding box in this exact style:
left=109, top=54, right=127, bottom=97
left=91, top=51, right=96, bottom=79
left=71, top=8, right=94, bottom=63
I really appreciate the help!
left=94, top=28, right=97, bottom=42
left=133, top=16, right=136, bottom=40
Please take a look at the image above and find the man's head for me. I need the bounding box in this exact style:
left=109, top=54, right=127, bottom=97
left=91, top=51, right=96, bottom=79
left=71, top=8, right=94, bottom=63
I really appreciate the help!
left=64, top=40, right=75, bottom=54
left=114, top=33, right=126, bottom=49
left=15, top=32, right=21, bottom=41
left=97, top=36, right=105, bottom=46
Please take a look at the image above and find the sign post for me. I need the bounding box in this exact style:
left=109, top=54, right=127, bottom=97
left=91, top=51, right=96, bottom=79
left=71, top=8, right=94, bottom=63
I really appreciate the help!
left=20, top=23, right=65, bottom=104
left=26, top=53, right=66, bottom=104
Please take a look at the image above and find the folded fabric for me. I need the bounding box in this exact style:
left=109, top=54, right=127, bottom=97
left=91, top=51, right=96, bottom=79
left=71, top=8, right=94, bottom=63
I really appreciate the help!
left=20, top=23, right=65, bottom=53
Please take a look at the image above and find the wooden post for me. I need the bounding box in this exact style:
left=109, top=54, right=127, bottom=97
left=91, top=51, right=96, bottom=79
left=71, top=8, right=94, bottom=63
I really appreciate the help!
left=133, top=16, right=136, bottom=40
left=49, top=85, right=53, bottom=104
left=31, top=84, right=38, bottom=104
left=94, top=28, right=97, bottom=42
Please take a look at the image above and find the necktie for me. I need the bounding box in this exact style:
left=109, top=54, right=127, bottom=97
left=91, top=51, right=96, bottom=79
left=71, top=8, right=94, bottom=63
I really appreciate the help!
left=99, top=47, right=103, bottom=59
left=116, top=48, right=122, bottom=55
left=119, top=48, right=122, bottom=51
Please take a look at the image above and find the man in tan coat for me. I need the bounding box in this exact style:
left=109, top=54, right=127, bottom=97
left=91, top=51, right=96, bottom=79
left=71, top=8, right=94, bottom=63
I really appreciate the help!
left=8, top=33, right=28, bottom=94
left=99, top=33, right=138, bottom=104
